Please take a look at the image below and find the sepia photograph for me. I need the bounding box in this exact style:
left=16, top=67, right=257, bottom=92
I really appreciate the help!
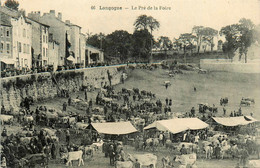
left=0, top=0, right=260, bottom=167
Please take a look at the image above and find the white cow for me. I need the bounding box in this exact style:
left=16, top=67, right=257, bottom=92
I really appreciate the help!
left=0, top=115, right=13, bottom=125
left=249, top=160, right=260, bottom=168
left=66, top=150, right=84, bottom=166
left=175, top=153, right=197, bottom=168
left=115, top=161, right=134, bottom=168
left=128, top=153, right=157, bottom=168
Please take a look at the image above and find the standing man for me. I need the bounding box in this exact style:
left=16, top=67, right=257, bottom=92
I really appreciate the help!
left=165, top=98, right=168, bottom=106
left=223, top=106, right=226, bottom=116
left=63, top=102, right=67, bottom=112
left=240, top=146, right=249, bottom=167
left=66, top=129, right=70, bottom=145
left=85, top=89, right=88, bottom=101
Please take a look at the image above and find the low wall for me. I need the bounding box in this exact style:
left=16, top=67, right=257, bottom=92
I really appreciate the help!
left=200, top=59, right=260, bottom=73
left=0, top=65, right=129, bottom=112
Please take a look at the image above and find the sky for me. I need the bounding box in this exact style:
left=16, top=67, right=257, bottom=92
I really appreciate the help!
left=4, top=0, right=260, bottom=40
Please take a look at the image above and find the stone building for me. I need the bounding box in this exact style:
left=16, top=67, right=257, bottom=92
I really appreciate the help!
left=27, top=17, right=50, bottom=67
left=79, top=33, right=86, bottom=67
left=28, top=10, right=86, bottom=67
left=0, top=12, right=13, bottom=69
left=11, top=15, right=32, bottom=69
left=86, top=44, right=104, bottom=65
left=0, top=6, right=32, bottom=69
left=48, top=39, right=59, bottom=71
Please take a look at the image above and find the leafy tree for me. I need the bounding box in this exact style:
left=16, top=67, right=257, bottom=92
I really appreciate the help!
left=105, top=30, right=132, bottom=61
left=86, top=34, right=102, bottom=49
left=134, top=15, right=160, bottom=62
left=132, top=29, right=153, bottom=61
left=220, top=18, right=255, bottom=62
left=177, top=33, right=197, bottom=54
left=192, top=26, right=218, bottom=53
left=237, top=18, right=255, bottom=63
left=4, top=0, right=19, bottom=11
left=220, top=24, right=241, bottom=59
left=157, top=36, right=172, bottom=56
left=192, top=26, right=204, bottom=53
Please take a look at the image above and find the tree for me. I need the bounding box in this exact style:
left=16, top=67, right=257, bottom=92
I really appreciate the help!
left=202, top=27, right=218, bottom=52
left=177, top=33, right=197, bottom=54
left=134, top=15, right=160, bottom=62
left=86, top=34, right=102, bottom=49
left=220, top=24, right=241, bottom=59
left=220, top=18, right=255, bottom=62
left=157, top=36, right=172, bottom=57
left=192, top=26, right=204, bottom=53
left=132, top=29, right=153, bottom=62
left=4, top=0, right=19, bottom=11
left=105, top=30, right=132, bottom=61
left=192, top=26, right=218, bottom=53
left=237, top=18, right=255, bottom=63
left=175, top=33, right=196, bottom=63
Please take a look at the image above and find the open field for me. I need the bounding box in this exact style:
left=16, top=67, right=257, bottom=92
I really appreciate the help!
left=6, top=67, right=259, bottom=168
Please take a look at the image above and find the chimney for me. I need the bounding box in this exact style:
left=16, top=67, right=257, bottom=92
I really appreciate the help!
left=65, top=20, right=70, bottom=25
left=58, top=12, right=62, bottom=20
left=28, top=11, right=40, bottom=21
left=50, top=10, right=55, bottom=16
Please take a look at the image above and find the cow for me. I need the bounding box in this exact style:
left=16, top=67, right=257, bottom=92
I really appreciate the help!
left=202, top=141, right=213, bottom=159
left=220, top=145, right=231, bottom=159
left=115, top=161, right=134, bottom=168
left=177, top=143, right=198, bottom=154
left=174, top=153, right=197, bottom=168
left=198, top=69, right=207, bottom=74
left=0, top=115, right=14, bottom=125
left=249, top=160, right=260, bottom=168
left=66, top=150, right=84, bottom=166
left=79, top=145, right=94, bottom=158
left=128, top=153, right=157, bottom=168
left=241, top=100, right=251, bottom=106
left=242, top=97, right=255, bottom=104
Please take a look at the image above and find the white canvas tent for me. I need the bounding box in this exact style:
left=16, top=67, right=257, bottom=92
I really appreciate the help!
left=144, top=118, right=208, bottom=134
left=212, top=116, right=257, bottom=127
left=89, top=121, right=138, bottom=135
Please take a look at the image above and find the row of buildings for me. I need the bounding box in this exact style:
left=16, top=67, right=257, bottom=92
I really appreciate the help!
left=0, top=6, right=104, bottom=71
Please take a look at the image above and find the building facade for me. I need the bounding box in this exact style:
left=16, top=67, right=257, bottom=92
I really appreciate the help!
left=0, top=13, right=13, bottom=69
left=86, top=44, right=104, bottom=65
left=11, top=15, right=32, bottom=69
left=27, top=17, right=50, bottom=68
left=29, top=10, right=70, bottom=66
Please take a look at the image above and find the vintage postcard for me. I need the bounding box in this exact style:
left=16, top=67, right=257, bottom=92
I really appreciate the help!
left=0, top=0, right=260, bottom=167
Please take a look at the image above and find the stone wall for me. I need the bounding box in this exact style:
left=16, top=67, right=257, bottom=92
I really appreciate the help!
left=0, top=65, right=128, bottom=112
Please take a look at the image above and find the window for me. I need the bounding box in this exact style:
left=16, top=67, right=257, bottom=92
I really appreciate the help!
left=43, top=35, right=45, bottom=43
left=43, top=47, right=45, bottom=57
left=46, top=48, right=48, bottom=57
left=18, top=42, right=22, bottom=52
left=6, top=43, right=10, bottom=53
left=0, top=27, right=3, bottom=37
left=27, top=44, right=30, bottom=54
left=61, top=57, right=63, bottom=60
left=24, top=59, right=28, bottom=67
left=23, top=44, right=26, bottom=53
left=23, top=29, right=26, bottom=37
left=46, top=36, right=48, bottom=43
left=6, top=30, right=10, bottom=37
left=0, top=42, right=3, bottom=53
